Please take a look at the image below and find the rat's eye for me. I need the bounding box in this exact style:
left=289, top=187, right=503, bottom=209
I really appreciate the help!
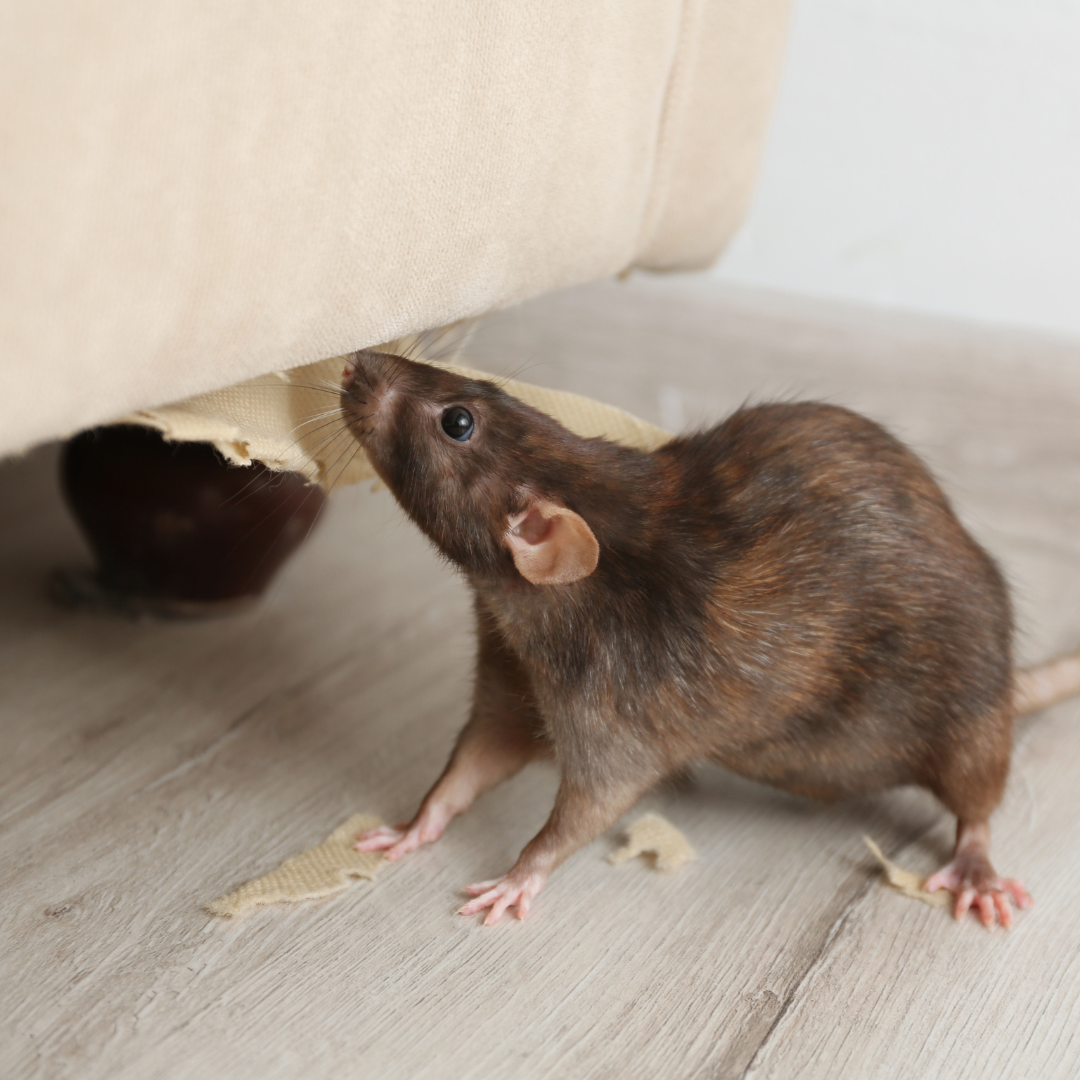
left=441, top=406, right=474, bottom=442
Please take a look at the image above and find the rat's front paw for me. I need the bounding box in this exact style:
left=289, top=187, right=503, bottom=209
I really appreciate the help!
left=356, top=804, right=455, bottom=860
left=924, top=859, right=1032, bottom=929
left=354, top=823, right=432, bottom=861
left=458, top=870, right=548, bottom=926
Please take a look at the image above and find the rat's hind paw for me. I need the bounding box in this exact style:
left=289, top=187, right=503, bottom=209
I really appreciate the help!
left=924, top=861, right=1032, bottom=929
left=458, top=871, right=548, bottom=926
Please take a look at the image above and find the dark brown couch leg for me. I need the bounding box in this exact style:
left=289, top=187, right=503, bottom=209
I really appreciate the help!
left=54, top=425, right=326, bottom=617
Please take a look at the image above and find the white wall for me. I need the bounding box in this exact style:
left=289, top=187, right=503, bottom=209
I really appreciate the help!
left=713, top=0, right=1080, bottom=339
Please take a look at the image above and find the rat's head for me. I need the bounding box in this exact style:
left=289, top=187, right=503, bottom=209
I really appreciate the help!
left=341, top=350, right=600, bottom=585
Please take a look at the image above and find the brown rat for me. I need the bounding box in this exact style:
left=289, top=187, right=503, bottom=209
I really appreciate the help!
left=343, top=349, right=1078, bottom=927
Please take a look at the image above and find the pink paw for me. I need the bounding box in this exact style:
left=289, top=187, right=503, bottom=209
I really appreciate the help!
left=458, top=872, right=547, bottom=926
left=354, top=823, right=427, bottom=861
left=924, top=865, right=1032, bottom=929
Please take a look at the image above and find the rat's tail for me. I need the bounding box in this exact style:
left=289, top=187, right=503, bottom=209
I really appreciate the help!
left=1014, top=652, right=1080, bottom=715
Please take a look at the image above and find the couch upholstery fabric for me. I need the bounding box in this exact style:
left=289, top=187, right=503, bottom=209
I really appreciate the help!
left=0, top=0, right=792, bottom=456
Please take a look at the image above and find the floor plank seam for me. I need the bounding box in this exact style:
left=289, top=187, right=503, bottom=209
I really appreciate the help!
left=736, top=882, right=873, bottom=1079
left=737, top=823, right=939, bottom=1079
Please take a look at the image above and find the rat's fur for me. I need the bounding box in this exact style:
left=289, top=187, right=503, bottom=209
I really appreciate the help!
left=344, top=350, right=1026, bottom=926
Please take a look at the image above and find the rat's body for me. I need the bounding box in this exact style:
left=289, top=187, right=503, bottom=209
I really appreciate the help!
left=345, top=351, right=1042, bottom=927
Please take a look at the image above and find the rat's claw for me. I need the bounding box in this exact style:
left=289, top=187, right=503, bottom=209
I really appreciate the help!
left=355, top=824, right=425, bottom=860
left=462, top=879, right=500, bottom=896
left=993, top=892, right=1014, bottom=929
left=354, top=825, right=408, bottom=852
left=488, top=892, right=514, bottom=925
left=457, top=871, right=547, bottom=925
left=974, top=892, right=996, bottom=928
left=356, top=812, right=453, bottom=860
left=952, top=886, right=977, bottom=922
left=1002, top=878, right=1033, bottom=909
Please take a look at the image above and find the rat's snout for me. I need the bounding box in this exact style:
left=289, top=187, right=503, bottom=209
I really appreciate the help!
left=341, top=348, right=403, bottom=400
left=340, top=349, right=410, bottom=441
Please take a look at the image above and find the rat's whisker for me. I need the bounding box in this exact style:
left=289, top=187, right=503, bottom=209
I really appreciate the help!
left=314, top=429, right=366, bottom=494
left=423, top=324, right=472, bottom=363
left=489, top=355, right=543, bottom=390
left=289, top=407, right=347, bottom=430
left=323, top=440, right=366, bottom=498
left=244, top=381, right=345, bottom=397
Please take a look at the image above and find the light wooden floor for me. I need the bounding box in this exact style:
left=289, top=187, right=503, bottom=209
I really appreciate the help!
left=3, top=278, right=1080, bottom=1080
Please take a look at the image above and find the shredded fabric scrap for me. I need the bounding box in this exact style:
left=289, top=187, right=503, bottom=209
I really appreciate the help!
left=608, top=812, right=695, bottom=871
left=209, top=814, right=386, bottom=917
left=863, top=835, right=951, bottom=908
left=123, top=327, right=670, bottom=492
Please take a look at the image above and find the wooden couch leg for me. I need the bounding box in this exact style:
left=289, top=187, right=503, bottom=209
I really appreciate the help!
left=54, top=425, right=326, bottom=617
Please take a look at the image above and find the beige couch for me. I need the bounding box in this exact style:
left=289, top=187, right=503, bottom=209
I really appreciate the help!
left=0, top=0, right=792, bottom=459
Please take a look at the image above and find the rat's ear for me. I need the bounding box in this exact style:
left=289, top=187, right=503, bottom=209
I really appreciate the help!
left=504, top=500, right=599, bottom=585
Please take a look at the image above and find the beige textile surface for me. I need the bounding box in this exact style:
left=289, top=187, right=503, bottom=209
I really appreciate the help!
left=208, top=814, right=386, bottom=918
left=124, top=340, right=673, bottom=489
left=608, top=812, right=696, bottom=871
left=0, top=0, right=792, bottom=459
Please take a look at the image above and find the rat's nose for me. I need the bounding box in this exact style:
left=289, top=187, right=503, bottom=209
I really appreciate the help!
left=340, top=350, right=412, bottom=438
left=341, top=348, right=407, bottom=391
left=342, top=348, right=378, bottom=387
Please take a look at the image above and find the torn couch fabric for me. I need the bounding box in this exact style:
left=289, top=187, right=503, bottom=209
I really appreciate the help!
left=123, top=336, right=672, bottom=490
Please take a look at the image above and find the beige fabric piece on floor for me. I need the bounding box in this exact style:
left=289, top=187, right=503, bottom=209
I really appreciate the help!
left=608, top=812, right=696, bottom=872
left=863, top=836, right=951, bottom=909
left=208, top=814, right=386, bottom=917
left=124, top=344, right=673, bottom=491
